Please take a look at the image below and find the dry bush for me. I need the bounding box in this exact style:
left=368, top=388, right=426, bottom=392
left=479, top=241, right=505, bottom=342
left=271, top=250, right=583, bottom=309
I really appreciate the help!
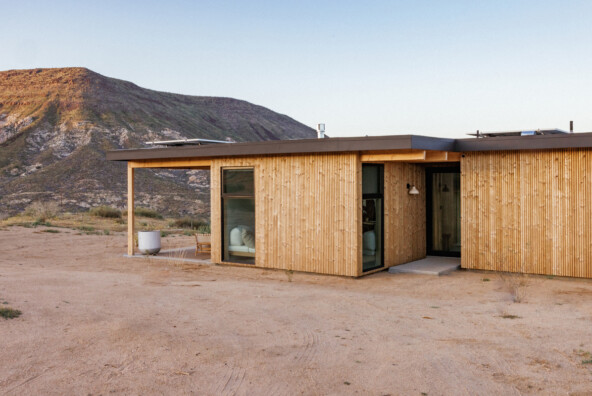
left=499, top=272, right=530, bottom=303
left=24, top=201, right=61, bottom=222
left=89, top=205, right=121, bottom=219
left=169, top=216, right=206, bottom=229
left=122, top=207, right=163, bottom=219
left=134, top=207, right=163, bottom=219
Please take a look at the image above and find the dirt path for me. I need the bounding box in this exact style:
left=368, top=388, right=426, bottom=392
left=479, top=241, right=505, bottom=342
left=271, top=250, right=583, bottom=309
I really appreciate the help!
left=1, top=226, right=592, bottom=395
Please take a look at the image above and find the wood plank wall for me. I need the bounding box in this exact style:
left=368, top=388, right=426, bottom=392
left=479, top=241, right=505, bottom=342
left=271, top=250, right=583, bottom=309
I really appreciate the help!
left=462, top=149, right=592, bottom=278
left=383, top=163, right=426, bottom=268
left=210, top=153, right=361, bottom=277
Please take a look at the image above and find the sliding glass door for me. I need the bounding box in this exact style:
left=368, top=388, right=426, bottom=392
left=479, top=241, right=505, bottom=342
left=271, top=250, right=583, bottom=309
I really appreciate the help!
left=426, top=167, right=461, bottom=257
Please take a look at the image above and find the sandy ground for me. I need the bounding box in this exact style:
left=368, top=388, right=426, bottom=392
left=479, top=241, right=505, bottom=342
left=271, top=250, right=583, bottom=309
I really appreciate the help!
left=1, top=227, right=592, bottom=395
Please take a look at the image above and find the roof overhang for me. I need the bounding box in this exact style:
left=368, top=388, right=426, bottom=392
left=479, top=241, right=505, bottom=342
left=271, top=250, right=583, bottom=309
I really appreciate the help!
left=106, top=132, right=592, bottom=162
left=106, top=134, right=455, bottom=161
left=455, top=132, right=592, bottom=152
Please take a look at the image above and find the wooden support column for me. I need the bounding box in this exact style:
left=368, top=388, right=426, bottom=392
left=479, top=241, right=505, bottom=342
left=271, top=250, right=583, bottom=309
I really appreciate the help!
left=127, top=163, right=135, bottom=256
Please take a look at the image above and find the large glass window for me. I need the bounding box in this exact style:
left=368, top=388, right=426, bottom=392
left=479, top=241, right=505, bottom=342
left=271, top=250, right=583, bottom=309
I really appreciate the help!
left=222, top=168, right=255, bottom=264
left=362, top=164, right=384, bottom=272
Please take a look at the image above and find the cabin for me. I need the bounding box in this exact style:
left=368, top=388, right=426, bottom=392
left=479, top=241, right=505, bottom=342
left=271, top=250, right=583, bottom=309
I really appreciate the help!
left=107, top=130, right=592, bottom=278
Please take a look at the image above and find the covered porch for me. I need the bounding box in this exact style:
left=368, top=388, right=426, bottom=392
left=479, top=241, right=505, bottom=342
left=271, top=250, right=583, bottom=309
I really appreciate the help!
left=125, top=158, right=212, bottom=257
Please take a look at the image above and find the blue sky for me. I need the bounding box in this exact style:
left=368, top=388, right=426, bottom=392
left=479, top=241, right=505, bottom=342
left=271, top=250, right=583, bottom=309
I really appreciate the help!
left=1, top=0, right=591, bottom=137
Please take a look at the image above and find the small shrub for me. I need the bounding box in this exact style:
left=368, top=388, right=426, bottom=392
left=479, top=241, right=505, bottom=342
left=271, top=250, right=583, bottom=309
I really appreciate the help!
left=500, top=313, right=521, bottom=319
left=78, top=226, right=95, bottom=232
left=42, top=229, right=60, bottom=233
left=197, top=224, right=211, bottom=234
left=89, top=205, right=121, bottom=219
left=103, top=229, right=110, bottom=235
left=24, top=201, right=61, bottom=222
left=32, top=220, right=53, bottom=227
left=0, top=307, right=22, bottom=319
left=499, top=272, right=530, bottom=303
left=182, top=230, right=193, bottom=236
left=161, top=230, right=170, bottom=237
left=134, top=207, right=163, bottom=219
left=171, top=217, right=206, bottom=229
left=575, top=350, right=592, bottom=365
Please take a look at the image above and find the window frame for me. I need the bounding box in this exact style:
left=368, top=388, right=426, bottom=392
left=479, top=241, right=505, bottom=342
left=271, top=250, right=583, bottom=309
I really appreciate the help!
left=220, top=167, right=256, bottom=264
left=361, top=163, right=385, bottom=273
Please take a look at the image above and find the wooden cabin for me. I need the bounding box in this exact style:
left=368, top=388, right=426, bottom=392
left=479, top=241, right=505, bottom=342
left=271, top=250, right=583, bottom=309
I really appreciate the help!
left=107, top=132, right=592, bottom=278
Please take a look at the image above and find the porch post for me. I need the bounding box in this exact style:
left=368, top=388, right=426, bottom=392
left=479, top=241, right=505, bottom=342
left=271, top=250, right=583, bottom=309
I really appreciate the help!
left=127, top=163, right=135, bottom=256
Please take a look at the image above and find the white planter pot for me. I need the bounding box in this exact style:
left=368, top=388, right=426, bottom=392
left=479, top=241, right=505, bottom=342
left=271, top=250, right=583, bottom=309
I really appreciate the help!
left=138, top=231, right=161, bottom=255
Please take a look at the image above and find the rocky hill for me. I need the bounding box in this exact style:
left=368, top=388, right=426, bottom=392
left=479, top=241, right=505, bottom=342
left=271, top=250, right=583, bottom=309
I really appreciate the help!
left=0, top=67, right=315, bottom=217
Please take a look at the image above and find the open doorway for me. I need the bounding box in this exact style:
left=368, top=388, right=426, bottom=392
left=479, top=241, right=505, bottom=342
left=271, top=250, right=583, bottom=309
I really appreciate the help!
left=426, top=166, right=461, bottom=257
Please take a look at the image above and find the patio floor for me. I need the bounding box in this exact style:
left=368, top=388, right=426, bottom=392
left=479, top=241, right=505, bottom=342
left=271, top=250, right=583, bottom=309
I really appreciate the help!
left=126, top=246, right=211, bottom=264
left=388, top=256, right=460, bottom=276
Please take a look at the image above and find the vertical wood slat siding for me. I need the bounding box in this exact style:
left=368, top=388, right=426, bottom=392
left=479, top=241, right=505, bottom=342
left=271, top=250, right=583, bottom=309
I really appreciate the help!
left=383, top=163, right=426, bottom=268
left=461, top=149, right=592, bottom=278
left=211, top=153, right=360, bottom=277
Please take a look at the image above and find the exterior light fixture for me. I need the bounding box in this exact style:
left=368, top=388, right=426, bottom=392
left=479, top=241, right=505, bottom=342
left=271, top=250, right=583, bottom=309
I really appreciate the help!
left=407, top=183, right=419, bottom=195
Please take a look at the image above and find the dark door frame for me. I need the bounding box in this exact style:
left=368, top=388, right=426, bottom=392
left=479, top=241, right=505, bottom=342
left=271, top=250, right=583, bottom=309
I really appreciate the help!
left=362, top=164, right=385, bottom=272
left=426, top=166, right=461, bottom=257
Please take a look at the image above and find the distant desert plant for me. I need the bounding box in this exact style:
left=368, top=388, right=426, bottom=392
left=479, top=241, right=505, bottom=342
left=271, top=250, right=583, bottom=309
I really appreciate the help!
left=170, top=216, right=206, bottom=229
left=89, top=205, right=122, bottom=219
left=499, top=312, right=521, bottom=319
left=285, top=269, right=294, bottom=282
left=499, top=272, right=530, bottom=303
left=0, top=307, right=22, bottom=319
left=42, top=229, right=60, bottom=233
left=24, top=201, right=61, bottom=222
left=196, top=224, right=211, bottom=234
left=131, top=207, right=163, bottom=219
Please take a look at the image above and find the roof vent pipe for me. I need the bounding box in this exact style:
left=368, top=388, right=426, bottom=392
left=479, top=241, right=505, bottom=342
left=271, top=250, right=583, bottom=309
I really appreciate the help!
left=317, top=123, right=325, bottom=139
left=570, top=120, right=574, bottom=133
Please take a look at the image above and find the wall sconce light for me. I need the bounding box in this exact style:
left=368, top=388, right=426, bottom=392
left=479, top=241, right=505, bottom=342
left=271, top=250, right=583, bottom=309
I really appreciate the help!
left=407, top=183, right=419, bottom=195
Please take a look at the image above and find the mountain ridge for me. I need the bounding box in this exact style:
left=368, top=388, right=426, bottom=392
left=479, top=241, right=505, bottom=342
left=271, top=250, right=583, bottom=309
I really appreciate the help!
left=0, top=67, right=315, bottom=216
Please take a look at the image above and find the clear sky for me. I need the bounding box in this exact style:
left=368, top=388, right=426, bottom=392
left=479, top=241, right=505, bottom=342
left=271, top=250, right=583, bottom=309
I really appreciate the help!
left=1, top=0, right=591, bottom=137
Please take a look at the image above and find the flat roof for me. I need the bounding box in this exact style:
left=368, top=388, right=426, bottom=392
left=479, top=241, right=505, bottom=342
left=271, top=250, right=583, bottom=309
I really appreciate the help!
left=456, top=132, right=592, bottom=151
left=106, top=132, right=592, bottom=161
left=466, top=129, right=569, bottom=137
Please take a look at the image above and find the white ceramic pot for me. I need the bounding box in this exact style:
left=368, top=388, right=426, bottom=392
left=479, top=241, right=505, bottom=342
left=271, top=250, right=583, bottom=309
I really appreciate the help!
left=138, top=231, right=161, bottom=255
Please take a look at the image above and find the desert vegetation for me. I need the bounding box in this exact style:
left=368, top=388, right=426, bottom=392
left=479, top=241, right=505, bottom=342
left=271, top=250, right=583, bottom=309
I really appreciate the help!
left=0, top=307, right=22, bottom=319
left=132, top=207, right=163, bottom=219
left=0, top=203, right=209, bottom=238
left=89, top=205, right=122, bottom=219
left=499, top=272, right=532, bottom=303
left=169, top=216, right=209, bottom=230
left=23, top=201, right=61, bottom=223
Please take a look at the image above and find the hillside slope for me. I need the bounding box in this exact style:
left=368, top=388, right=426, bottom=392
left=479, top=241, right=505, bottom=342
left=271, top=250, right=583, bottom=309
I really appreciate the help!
left=0, top=67, right=315, bottom=216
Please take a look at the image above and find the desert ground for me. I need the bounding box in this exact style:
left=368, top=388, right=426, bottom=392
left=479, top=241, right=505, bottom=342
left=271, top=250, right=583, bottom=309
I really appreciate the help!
left=1, top=226, right=592, bottom=395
